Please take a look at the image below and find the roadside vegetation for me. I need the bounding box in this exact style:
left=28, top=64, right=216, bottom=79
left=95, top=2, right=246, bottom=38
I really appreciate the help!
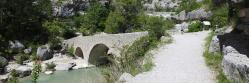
left=203, top=32, right=230, bottom=83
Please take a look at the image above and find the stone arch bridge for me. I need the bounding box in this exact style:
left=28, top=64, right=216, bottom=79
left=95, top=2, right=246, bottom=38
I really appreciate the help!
left=64, top=32, right=148, bottom=66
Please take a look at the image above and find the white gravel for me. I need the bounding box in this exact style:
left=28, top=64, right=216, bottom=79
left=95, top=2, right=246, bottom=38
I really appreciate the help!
left=127, top=31, right=216, bottom=83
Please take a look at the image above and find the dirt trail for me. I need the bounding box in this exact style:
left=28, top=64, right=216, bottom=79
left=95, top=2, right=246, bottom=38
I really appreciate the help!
left=127, top=31, right=215, bottom=83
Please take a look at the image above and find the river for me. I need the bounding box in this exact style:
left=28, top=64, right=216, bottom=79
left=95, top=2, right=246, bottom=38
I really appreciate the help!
left=20, top=68, right=107, bottom=83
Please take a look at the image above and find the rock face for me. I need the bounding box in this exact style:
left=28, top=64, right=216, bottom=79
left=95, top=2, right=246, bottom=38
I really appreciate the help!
left=174, top=8, right=212, bottom=20
left=187, top=8, right=212, bottom=20
left=209, top=36, right=220, bottom=53
left=37, top=45, right=53, bottom=60
left=222, top=46, right=249, bottom=83
left=16, top=65, right=32, bottom=77
left=143, top=0, right=179, bottom=11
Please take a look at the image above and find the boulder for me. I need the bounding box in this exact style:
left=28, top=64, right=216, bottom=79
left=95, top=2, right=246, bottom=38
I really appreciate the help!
left=222, top=52, right=249, bottom=83
left=37, top=45, right=53, bottom=60
left=222, top=46, right=239, bottom=55
left=55, top=63, right=75, bottom=71
left=44, top=71, right=53, bottom=75
left=209, top=36, right=220, bottom=53
left=9, top=40, right=24, bottom=49
left=0, top=74, right=9, bottom=83
left=117, top=73, right=134, bottom=83
left=16, top=65, right=32, bottom=77
left=4, top=63, right=20, bottom=73
left=23, top=47, right=32, bottom=54
left=178, top=10, right=187, bottom=21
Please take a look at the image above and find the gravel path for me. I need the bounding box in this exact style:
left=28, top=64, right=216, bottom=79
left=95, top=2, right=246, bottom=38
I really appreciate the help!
left=127, top=31, right=216, bottom=83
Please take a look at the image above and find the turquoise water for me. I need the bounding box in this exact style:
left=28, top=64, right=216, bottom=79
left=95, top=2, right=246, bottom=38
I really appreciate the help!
left=20, top=68, right=107, bottom=83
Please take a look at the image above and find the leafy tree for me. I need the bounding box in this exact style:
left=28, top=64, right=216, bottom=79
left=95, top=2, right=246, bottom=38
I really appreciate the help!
left=115, top=0, right=143, bottom=32
left=104, top=11, right=125, bottom=33
left=0, top=0, right=52, bottom=43
left=31, top=62, right=42, bottom=83
left=79, top=1, right=110, bottom=35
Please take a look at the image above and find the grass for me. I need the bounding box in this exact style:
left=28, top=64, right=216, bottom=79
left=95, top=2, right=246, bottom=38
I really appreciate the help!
left=203, top=31, right=231, bottom=83
left=101, top=34, right=172, bottom=83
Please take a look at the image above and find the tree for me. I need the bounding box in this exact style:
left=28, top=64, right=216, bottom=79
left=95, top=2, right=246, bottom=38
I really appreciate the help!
left=79, top=1, right=110, bottom=35
left=31, top=61, right=42, bottom=83
left=0, top=0, right=52, bottom=43
left=104, top=11, right=125, bottom=33
left=114, top=0, right=143, bottom=32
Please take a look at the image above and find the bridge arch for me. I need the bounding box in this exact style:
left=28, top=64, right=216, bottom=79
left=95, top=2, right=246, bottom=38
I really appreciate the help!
left=88, top=44, right=110, bottom=66
left=75, top=47, right=84, bottom=59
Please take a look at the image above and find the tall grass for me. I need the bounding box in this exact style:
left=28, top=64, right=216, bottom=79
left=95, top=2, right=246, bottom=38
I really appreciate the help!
left=203, top=31, right=230, bottom=83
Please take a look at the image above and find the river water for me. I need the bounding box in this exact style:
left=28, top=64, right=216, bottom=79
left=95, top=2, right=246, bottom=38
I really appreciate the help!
left=20, top=68, right=107, bottom=83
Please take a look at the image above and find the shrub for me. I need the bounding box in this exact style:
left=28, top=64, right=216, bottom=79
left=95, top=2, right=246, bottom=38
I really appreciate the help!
left=210, top=4, right=228, bottom=28
left=45, top=62, right=56, bottom=70
left=177, top=0, right=202, bottom=12
left=188, top=21, right=202, bottom=32
left=16, top=53, right=29, bottom=65
left=31, top=62, right=42, bottom=83
left=66, top=45, right=75, bottom=57
left=30, top=53, right=39, bottom=61
left=104, top=11, right=125, bottom=34
left=8, top=69, right=19, bottom=83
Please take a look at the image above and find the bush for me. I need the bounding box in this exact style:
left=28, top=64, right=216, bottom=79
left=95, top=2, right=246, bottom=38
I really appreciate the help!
left=30, top=53, right=39, bottom=61
left=66, top=45, right=75, bottom=57
left=210, top=4, right=228, bottom=28
left=31, top=62, right=42, bottom=83
left=8, top=69, right=19, bottom=83
left=136, top=15, right=174, bottom=40
left=16, top=53, right=29, bottom=65
left=188, top=21, right=202, bottom=32
left=45, top=62, right=56, bottom=70
left=177, top=0, right=202, bottom=12
left=104, top=11, right=125, bottom=34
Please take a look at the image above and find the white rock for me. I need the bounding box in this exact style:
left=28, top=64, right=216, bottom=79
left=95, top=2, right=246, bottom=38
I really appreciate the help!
left=117, top=73, right=134, bottom=83
left=44, top=71, right=53, bottom=75
left=5, top=63, right=20, bottom=73
left=16, top=65, right=32, bottom=77
left=223, top=46, right=239, bottom=55
left=55, top=63, right=74, bottom=71
left=222, top=52, right=249, bottom=82
left=209, top=36, right=220, bottom=53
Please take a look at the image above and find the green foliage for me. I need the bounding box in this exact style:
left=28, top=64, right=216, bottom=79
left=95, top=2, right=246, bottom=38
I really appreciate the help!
left=211, top=4, right=229, bottom=28
left=8, top=69, right=19, bottom=83
left=203, top=32, right=231, bottom=83
left=119, top=36, right=158, bottom=75
left=67, top=46, right=75, bottom=57
left=188, top=21, right=202, bottom=32
left=177, top=0, right=202, bottom=12
left=79, top=1, right=110, bottom=35
left=16, top=53, right=29, bottom=65
left=45, top=62, right=56, bottom=70
left=30, top=53, right=39, bottom=61
left=43, top=20, right=66, bottom=37
left=137, top=15, right=174, bottom=40
left=31, top=62, right=42, bottom=83
left=0, top=0, right=51, bottom=43
left=115, top=0, right=143, bottom=32
left=104, top=11, right=125, bottom=34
